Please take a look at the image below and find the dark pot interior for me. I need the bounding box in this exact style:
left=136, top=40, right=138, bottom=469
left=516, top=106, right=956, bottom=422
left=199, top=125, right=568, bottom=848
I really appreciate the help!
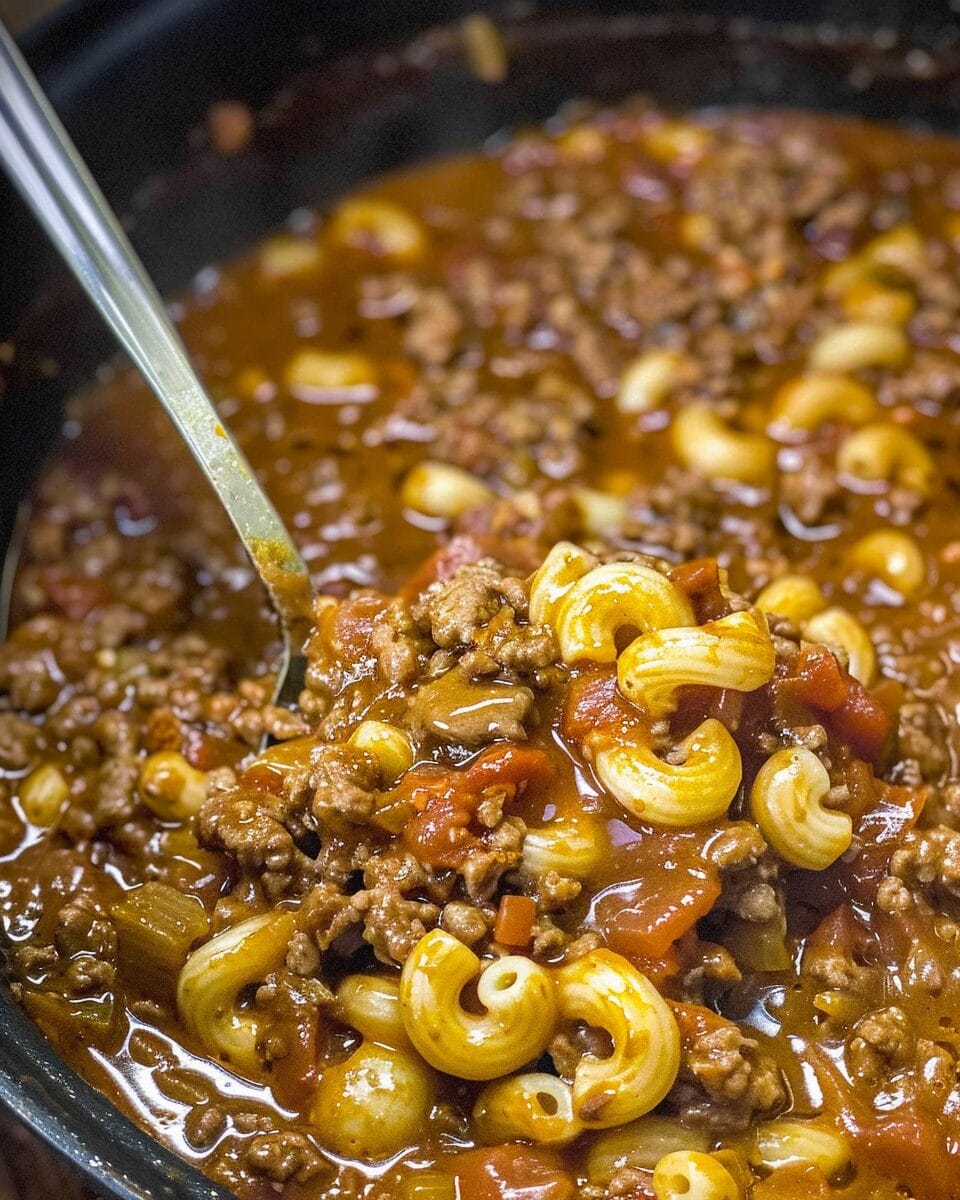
left=2, top=1, right=960, bottom=1196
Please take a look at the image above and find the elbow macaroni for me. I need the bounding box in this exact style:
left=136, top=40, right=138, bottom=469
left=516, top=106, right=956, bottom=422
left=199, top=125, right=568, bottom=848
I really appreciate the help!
left=594, top=719, right=742, bottom=827
left=617, top=350, right=692, bottom=414
left=822, top=225, right=924, bottom=297
left=554, top=949, right=680, bottom=1127
left=528, top=541, right=598, bottom=626
left=755, top=574, right=826, bottom=625
left=284, top=348, right=378, bottom=399
left=18, top=763, right=69, bottom=828
left=768, top=373, right=878, bottom=437
left=177, top=910, right=295, bottom=1075
left=652, top=1151, right=741, bottom=1200
left=310, top=1040, right=434, bottom=1160
left=837, top=422, right=935, bottom=496
left=336, top=973, right=409, bottom=1049
left=328, top=197, right=427, bottom=263
left=399, top=929, right=557, bottom=1079
left=348, top=720, right=414, bottom=785
left=840, top=280, right=916, bottom=323
left=616, top=610, right=775, bottom=718
left=752, top=1119, right=850, bottom=1179
left=401, top=461, right=494, bottom=520
left=756, top=576, right=878, bottom=685
left=803, top=606, right=876, bottom=686
left=573, top=486, right=628, bottom=537
left=848, top=529, right=926, bottom=597
left=558, top=588, right=777, bottom=829
left=808, top=321, right=909, bottom=373
left=671, top=402, right=776, bottom=486
left=139, top=751, right=207, bottom=822
left=550, top=561, right=696, bottom=664
left=522, top=814, right=608, bottom=881
left=586, top=1117, right=710, bottom=1184
left=750, top=747, right=852, bottom=870
left=473, top=1073, right=582, bottom=1146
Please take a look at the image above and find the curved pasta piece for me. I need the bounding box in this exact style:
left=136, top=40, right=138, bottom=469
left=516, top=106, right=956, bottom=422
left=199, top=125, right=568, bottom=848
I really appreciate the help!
left=837, top=421, right=935, bottom=496
left=528, top=541, right=598, bottom=625
left=750, top=747, right=852, bottom=870
left=336, top=974, right=409, bottom=1049
left=808, top=320, right=909, bottom=373
left=310, top=1040, right=434, bottom=1160
left=554, top=949, right=680, bottom=1128
left=553, top=562, right=696, bottom=664
left=753, top=1119, right=850, bottom=1179
left=617, top=609, right=775, bottom=718
left=347, top=720, right=414, bottom=785
left=848, top=529, right=926, bottom=597
left=755, top=574, right=826, bottom=625
left=177, top=910, right=295, bottom=1076
left=617, top=350, right=691, bottom=414
left=522, top=814, right=608, bottom=881
left=652, top=1150, right=740, bottom=1200
left=399, top=929, right=557, bottom=1079
left=593, top=719, right=742, bottom=827
left=671, top=402, right=776, bottom=486
left=473, top=1073, right=582, bottom=1146
left=328, top=197, right=427, bottom=263
left=802, top=606, right=876, bottom=686
left=401, top=461, right=493, bottom=519
left=768, top=372, right=878, bottom=438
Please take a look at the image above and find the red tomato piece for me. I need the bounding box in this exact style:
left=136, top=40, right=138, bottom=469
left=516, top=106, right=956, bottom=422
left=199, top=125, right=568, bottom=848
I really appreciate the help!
left=329, top=592, right=390, bottom=659
left=562, top=669, right=641, bottom=742
left=400, top=744, right=553, bottom=869
left=827, top=677, right=893, bottom=762
left=588, top=830, right=721, bottom=961
left=667, top=999, right=735, bottom=1053
left=399, top=535, right=490, bottom=601
left=494, top=894, right=537, bottom=949
left=668, top=557, right=728, bottom=621
left=846, top=780, right=926, bottom=899
left=780, top=647, right=849, bottom=712
left=446, top=1146, right=576, bottom=1200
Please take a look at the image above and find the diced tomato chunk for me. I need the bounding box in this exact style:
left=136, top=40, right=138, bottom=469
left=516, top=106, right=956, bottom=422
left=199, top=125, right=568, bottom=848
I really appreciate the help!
left=589, top=829, right=721, bottom=962
left=329, top=592, right=390, bottom=659
left=811, top=1045, right=960, bottom=1199
left=596, top=875, right=721, bottom=961
left=494, top=894, right=537, bottom=949
left=562, top=669, right=641, bottom=742
left=445, top=1146, right=576, bottom=1200
left=805, top=903, right=871, bottom=959
left=828, top=677, right=892, bottom=762
left=846, top=780, right=926, bottom=898
left=667, top=999, right=734, bottom=1052
left=269, top=1009, right=318, bottom=1110
left=779, top=648, right=893, bottom=761
left=668, top=557, right=728, bottom=620
left=781, top=647, right=848, bottom=711
left=463, top=743, right=554, bottom=793
left=400, top=744, right=553, bottom=869
left=399, top=535, right=490, bottom=601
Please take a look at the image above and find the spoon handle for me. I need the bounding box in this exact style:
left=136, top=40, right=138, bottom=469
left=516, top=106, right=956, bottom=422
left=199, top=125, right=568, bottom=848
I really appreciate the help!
left=0, top=21, right=312, bottom=636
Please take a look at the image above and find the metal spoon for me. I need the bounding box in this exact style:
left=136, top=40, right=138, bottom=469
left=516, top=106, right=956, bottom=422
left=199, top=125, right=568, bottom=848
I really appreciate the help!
left=0, top=21, right=313, bottom=709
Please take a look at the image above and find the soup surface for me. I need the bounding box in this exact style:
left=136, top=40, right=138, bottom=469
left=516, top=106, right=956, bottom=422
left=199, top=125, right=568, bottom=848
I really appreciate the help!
left=5, top=103, right=960, bottom=1200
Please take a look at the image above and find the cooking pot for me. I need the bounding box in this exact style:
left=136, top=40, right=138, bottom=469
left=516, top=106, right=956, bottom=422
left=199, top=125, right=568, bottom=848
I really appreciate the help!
left=2, top=2, right=959, bottom=1197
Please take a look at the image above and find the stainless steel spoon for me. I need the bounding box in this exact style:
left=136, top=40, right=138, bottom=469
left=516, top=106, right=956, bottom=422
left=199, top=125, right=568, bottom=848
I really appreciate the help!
left=0, top=20, right=313, bottom=708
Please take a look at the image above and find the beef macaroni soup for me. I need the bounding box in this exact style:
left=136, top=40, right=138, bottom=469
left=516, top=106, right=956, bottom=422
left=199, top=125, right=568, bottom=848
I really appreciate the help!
left=3, top=102, right=960, bottom=1199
